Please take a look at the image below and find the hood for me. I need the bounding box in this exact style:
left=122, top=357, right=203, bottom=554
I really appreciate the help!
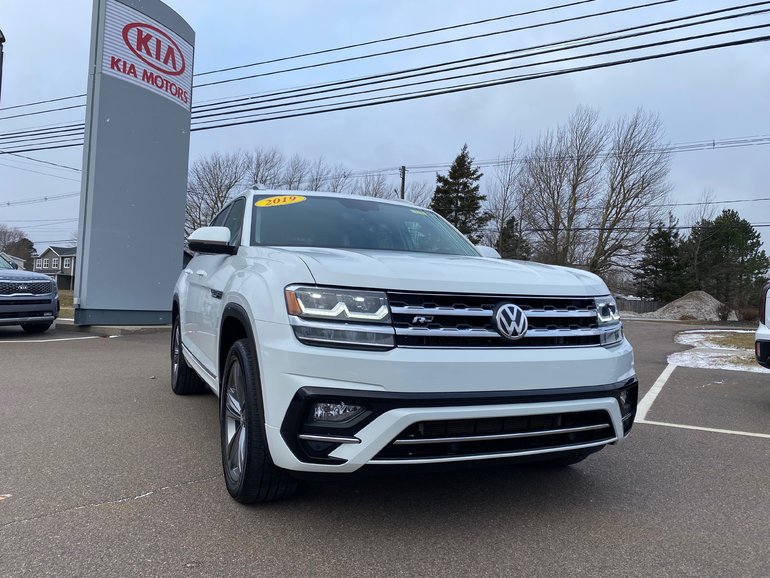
left=284, top=248, right=608, bottom=296
left=0, top=269, right=54, bottom=282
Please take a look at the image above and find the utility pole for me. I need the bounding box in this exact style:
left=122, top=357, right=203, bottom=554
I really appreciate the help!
left=0, top=29, right=6, bottom=104
left=399, top=165, right=406, bottom=199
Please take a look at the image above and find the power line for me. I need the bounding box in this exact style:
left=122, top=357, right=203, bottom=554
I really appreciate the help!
left=2, top=33, right=769, bottom=156
left=193, top=0, right=678, bottom=89
left=189, top=17, right=770, bottom=125
left=195, top=0, right=601, bottom=77
left=0, top=0, right=599, bottom=112
left=2, top=1, right=761, bottom=148
left=191, top=2, right=767, bottom=116
left=0, top=161, right=80, bottom=182
left=4, top=9, right=767, bottom=149
left=1, top=191, right=80, bottom=207
left=0, top=0, right=674, bottom=122
left=186, top=34, right=770, bottom=132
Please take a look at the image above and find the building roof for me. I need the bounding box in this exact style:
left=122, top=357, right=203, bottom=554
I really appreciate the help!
left=47, top=246, right=77, bottom=257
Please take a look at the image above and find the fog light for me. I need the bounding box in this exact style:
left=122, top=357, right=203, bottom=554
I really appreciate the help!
left=312, top=402, right=365, bottom=422
left=619, top=389, right=634, bottom=416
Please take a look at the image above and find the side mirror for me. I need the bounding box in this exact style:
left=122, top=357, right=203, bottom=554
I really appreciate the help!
left=11, top=262, right=18, bottom=269
left=476, top=245, right=502, bottom=259
left=188, top=226, right=237, bottom=255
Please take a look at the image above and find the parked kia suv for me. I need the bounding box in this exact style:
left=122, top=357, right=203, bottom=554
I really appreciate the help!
left=0, top=254, right=59, bottom=333
left=172, top=191, right=637, bottom=503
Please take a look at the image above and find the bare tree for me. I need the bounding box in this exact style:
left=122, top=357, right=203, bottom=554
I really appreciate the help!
left=585, top=109, right=671, bottom=274
left=485, top=142, right=526, bottom=254
left=247, top=148, right=285, bottom=188
left=353, top=173, right=390, bottom=198
left=305, top=156, right=332, bottom=191
left=325, top=164, right=352, bottom=193
left=404, top=180, right=432, bottom=207
left=282, top=154, right=310, bottom=190
left=185, top=151, right=250, bottom=235
left=521, top=107, right=606, bottom=265
left=0, top=224, right=25, bottom=251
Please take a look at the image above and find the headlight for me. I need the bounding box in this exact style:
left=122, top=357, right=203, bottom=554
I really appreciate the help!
left=285, top=286, right=394, bottom=349
left=595, top=296, right=620, bottom=325
left=595, top=295, right=622, bottom=346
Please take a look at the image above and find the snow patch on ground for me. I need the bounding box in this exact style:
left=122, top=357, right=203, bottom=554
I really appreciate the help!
left=668, top=330, right=769, bottom=373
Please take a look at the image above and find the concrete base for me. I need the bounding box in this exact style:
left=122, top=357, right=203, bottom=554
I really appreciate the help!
left=74, top=308, right=172, bottom=326
left=55, top=318, right=170, bottom=336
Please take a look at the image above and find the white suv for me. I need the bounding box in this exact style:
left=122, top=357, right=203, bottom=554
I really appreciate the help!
left=173, top=191, right=636, bottom=503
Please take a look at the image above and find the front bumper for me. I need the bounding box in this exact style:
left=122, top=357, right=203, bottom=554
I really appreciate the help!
left=0, top=295, right=58, bottom=326
left=255, top=320, right=637, bottom=473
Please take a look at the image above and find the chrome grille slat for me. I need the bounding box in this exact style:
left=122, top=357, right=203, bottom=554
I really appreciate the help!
left=390, top=305, right=595, bottom=318
left=375, top=409, right=616, bottom=460
left=387, top=291, right=610, bottom=348
left=394, top=327, right=609, bottom=338
left=393, top=423, right=611, bottom=445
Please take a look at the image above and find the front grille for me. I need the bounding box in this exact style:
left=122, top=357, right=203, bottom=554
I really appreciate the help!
left=374, top=410, right=615, bottom=461
left=0, top=299, right=50, bottom=306
left=0, top=280, right=54, bottom=295
left=387, top=291, right=603, bottom=347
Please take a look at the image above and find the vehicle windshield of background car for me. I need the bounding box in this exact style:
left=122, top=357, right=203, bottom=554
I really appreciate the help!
left=0, top=255, right=12, bottom=269
left=251, top=195, right=479, bottom=256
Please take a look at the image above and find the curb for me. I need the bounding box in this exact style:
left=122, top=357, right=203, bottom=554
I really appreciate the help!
left=54, top=318, right=171, bottom=336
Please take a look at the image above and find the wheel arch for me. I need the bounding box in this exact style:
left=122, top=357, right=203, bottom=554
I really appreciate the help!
left=219, top=303, right=256, bottom=393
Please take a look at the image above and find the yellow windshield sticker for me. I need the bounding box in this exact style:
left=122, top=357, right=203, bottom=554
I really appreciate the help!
left=410, top=209, right=428, bottom=216
left=256, top=195, right=306, bottom=207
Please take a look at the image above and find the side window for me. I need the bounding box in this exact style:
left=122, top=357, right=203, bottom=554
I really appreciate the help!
left=223, top=199, right=246, bottom=245
left=209, top=205, right=231, bottom=228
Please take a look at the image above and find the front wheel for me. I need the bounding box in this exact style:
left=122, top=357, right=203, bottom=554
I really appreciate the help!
left=220, top=338, right=297, bottom=503
left=21, top=322, right=52, bottom=334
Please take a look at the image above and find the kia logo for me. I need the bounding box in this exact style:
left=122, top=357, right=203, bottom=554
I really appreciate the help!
left=122, top=22, right=185, bottom=76
left=494, top=303, right=528, bottom=341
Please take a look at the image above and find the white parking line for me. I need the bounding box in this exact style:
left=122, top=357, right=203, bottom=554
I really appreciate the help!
left=636, top=419, right=770, bottom=439
left=0, top=336, right=102, bottom=344
left=635, top=362, right=676, bottom=421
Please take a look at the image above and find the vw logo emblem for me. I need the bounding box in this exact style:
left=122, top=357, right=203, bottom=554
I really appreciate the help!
left=494, top=303, right=528, bottom=341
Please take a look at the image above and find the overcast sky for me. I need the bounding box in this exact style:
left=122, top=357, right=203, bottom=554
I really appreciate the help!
left=1, top=0, right=769, bottom=253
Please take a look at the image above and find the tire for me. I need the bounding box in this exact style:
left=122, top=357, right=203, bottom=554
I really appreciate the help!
left=537, top=448, right=596, bottom=468
left=170, top=316, right=207, bottom=395
left=21, top=322, right=52, bottom=334
left=220, top=338, right=298, bottom=503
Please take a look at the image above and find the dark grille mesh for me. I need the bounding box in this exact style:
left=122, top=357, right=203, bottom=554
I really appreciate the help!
left=0, top=280, right=54, bottom=295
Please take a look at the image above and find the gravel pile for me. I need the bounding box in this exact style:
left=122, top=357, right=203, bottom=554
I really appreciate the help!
left=644, top=290, right=737, bottom=322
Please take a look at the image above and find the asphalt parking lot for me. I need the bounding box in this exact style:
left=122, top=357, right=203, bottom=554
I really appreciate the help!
left=0, top=320, right=768, bottom=577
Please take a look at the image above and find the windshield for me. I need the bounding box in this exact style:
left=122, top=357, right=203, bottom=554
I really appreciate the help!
left=0, top=255, right=12, bottom=269
left=250, top=195, right=479, bottom=256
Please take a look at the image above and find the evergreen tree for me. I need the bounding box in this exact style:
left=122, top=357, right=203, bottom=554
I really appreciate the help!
left=634, top=221, right=690, bottom=301
left=498, top=216, right=531, bottom=260
left=683, top=209, right=770, bottom=307
left=430, top=144, right=490, bottom=243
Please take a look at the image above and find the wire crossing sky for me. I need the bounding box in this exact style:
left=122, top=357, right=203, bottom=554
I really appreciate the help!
left=0, top=0, right=768, bottom=250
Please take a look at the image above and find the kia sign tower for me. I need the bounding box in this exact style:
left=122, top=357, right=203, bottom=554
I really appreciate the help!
left=75, top=0, right=194, bottom=325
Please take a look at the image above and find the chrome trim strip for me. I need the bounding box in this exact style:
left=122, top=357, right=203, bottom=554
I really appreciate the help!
left=391, top=306, right=492, bottom=317
left=390, top=306, right=595, bottom=318
left=392, top=423, right=611, bottom=445
left=295, top=335, right=394, bottom=349
left=368, top=438, right=616, bottom=464
left=299, top=434, right=361, bottom=445
left=394, top=326, right=620, bottom=338
left=289, top=315, right=395, bottom=335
